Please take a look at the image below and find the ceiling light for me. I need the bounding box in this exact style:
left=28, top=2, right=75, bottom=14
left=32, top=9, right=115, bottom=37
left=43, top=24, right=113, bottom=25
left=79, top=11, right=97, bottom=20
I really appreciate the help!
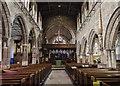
left=58, top=4, right=61, bottom=8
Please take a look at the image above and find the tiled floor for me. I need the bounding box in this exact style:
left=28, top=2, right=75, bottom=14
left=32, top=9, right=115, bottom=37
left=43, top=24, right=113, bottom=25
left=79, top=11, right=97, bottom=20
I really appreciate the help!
left=44, top=70, right=73, bottom=86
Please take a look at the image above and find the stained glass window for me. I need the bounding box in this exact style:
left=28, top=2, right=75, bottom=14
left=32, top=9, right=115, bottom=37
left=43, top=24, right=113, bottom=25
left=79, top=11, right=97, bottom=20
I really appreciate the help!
left=53, top=36, right=66, bottom=44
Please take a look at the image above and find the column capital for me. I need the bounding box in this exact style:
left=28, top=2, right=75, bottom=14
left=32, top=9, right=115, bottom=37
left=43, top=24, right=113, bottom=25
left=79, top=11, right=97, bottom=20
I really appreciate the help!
left=111, top=48, right=115, bottom=51
left=82, top=54, right=86, bottom=56
left=88, top=52, right=94, bottom=54
left=22, top=44, right=29, bottom=47
left=2, top=36, right=8, bottom=41
left=106, top=49, right=111, bottom=51
left=32, top=47, right=38, bottom=50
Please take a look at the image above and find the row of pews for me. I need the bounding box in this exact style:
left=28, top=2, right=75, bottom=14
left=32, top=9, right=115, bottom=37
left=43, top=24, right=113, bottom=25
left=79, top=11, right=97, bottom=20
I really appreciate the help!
left=0, top=63, right=52, bottom=86
left=65, top=63, right=120, bottom=86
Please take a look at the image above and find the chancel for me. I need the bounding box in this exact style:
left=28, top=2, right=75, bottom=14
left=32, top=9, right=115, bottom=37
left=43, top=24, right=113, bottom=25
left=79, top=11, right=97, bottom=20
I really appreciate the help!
left=0, top=0, right=120, bottom=86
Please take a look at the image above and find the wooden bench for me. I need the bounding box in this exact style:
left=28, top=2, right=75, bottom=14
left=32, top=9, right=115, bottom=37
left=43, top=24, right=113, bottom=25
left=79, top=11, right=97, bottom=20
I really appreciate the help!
left=10, top=64, right=22, bottom=68
left=1, top=63, right=52, bottom=86
left=65, top=63, right=97, bottom=85
left=78, top=68, right=120, bottom=86
left=65, top=63, right=120, bottom=86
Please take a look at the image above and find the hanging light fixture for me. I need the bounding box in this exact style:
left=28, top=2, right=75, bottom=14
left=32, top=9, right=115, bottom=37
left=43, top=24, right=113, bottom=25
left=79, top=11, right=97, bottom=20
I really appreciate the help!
left=58, top=4, right=61, bottom=8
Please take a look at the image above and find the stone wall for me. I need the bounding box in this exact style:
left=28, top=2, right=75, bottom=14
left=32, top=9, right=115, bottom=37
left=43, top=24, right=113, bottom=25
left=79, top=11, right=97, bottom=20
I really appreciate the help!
left=76, top=2, right=119, bottom=68
left=0, top=1, right=42, bottom=68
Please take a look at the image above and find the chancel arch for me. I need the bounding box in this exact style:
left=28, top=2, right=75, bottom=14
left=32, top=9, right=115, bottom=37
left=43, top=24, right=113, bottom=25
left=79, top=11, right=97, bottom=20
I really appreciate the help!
left=104, top=7, right=120, bottom=68
left=50, top=35, right=69, bottom=44
left=43, top=16, right=76, bottom=44
left=45, top=23, right=75, bottom=44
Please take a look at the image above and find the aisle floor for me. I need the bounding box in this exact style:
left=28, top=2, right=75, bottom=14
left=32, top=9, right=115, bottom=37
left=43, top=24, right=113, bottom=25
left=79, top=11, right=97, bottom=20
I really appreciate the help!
left=44, top=70, right=74, bottom=86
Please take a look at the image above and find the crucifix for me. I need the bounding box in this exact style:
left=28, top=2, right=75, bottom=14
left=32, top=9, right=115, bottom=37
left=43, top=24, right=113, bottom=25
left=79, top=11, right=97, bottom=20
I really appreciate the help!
left=55, top=30, right=63, bottom=44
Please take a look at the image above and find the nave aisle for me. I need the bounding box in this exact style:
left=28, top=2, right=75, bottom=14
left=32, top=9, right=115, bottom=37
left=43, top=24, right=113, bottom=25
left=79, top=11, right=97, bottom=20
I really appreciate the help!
left=44, top=70, right=74, bottom=86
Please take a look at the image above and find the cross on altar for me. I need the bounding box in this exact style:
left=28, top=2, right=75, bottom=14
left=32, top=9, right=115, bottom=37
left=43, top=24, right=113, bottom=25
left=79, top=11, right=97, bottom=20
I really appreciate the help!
left=55, top=30, right=63, bottom=44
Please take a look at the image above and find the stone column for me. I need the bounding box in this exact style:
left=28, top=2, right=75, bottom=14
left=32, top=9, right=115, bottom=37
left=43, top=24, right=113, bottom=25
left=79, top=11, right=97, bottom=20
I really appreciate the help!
left=49, top=50, right=51, bottom=59
left=35, top=6, right=37, bottom=23
left=99, top=50, right=106, bottom=64
left=39, top=50, right=42, bottom=64
left=2, top=37, right=10, bottom=69
left=89, top=52, right=93, bottom=64
left=106, top=49, right=112, bottom=68
left=36, top=48, right=39, bottom=64
left=2, top=46, right=8, bottom=69
left=111, top=49, right=116, bottom=68
left=77, top=56, right=80, bottom=63
left=77, top=52, right=80, bottom=63
left=32, top=47, right=37, bottom=64
left=22, top=44, right=28, bottom=66
left=82, top=54, right=86, bottom=63
left=7, top=39, right=13, bottom=68
left=38, top=12, right=41, bottom=28
left=32, top=4, right=35, bottom=19
left=27, top=0, right=30, bottom=11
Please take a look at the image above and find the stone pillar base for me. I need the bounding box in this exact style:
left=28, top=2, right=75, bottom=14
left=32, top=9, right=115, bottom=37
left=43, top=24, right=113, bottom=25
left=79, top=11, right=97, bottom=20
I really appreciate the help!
left=32, top=57, right=36, bottom=64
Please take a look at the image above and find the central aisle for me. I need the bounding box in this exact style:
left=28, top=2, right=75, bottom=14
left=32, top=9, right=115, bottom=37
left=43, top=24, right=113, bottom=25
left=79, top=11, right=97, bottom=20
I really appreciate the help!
left=44, top=70, right=73, bottom=86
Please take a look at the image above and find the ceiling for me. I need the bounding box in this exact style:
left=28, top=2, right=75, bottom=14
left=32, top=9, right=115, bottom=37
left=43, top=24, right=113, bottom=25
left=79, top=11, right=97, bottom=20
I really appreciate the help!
left=37, top=2, right=82, bottom=43
left=37, top=2, right=82, bottom=17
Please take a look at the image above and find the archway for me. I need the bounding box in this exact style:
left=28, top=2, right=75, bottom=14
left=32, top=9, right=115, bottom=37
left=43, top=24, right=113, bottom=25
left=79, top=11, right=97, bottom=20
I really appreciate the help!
left=91, top=34, right=100, bottom=64
left=43, top=16, right=76, bottom=44
left=10, top=16, right=28, bottom=66
left=76, top=41, right=80, bottom=63
left=28, top=29, right=36, bottom=64
left=0, top=2, right=10, bottom=68
left=115, top=28, right=120, bottom=68
left=104, top=7, right=120, bottom=68
left=78, top=43, right=82, bottom=63
left=81, top=37, right=88, bottom=63
left=37, top=34, right=42, bottom=64
left=88, top=30, right=98, bottom=64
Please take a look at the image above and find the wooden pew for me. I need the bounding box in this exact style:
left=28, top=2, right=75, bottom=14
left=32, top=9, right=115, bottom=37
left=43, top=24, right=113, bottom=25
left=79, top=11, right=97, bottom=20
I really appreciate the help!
left=91, top=76, right=120, bottom=86
left=79, top=68, right=120, bottom=86
left=1, top=63, right=52, bottom=86
left=65, top=63, right=120, bottom=86
left=10, top=64, right=22, bottom=68
left=65, top=63, right=97, bottom=85
left=0, top=75, right=28, bottom=86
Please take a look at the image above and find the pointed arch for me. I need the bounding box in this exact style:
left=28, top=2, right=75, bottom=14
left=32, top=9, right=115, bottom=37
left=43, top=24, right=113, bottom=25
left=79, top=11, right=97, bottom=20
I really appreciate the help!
left=0, top=1, right=10, bottom=38
left=13, top=15, right=28, bottom=44
left=81, top=37, right=87, bottom=55
left=88, top=29, right=98, bottom=52
left=104, top=7, right=120, bottom=49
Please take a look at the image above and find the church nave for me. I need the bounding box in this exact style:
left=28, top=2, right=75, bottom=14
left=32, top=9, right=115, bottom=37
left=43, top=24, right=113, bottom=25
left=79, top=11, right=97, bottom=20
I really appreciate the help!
left=0, top=0, right=120, bottom=86
left=44, top=70, right=73, bottom=86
